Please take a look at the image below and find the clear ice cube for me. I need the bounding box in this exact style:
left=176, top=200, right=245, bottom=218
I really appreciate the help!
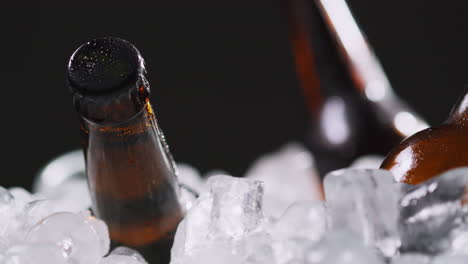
left=0, top=190, right=32, bottom=245
left=240, top=232, right=275, bottom=264
left=398, top=167, right=468, bottom=254
left=324, top=168, right=400, bottom=256
left=177, top=163, right=205, bottom=194
left=304, top=231, right=385, bottom=264
left=101, top=255, right=145, bottom=264
left=26, top=212, right=108, bottom=264
left=173, top=243, right=243, bottom=264
left=209, top=175, right=264, bottom=238
left=33, top=149, right=86, bottom=194
left=267, top=201, right=327, bottom=264
left=431, top=254, right=468, bottom=264
left=245, top=143, right=322, bottom=217
left=109, top=246, right=148, bottom=264
left=8, top=188, right=34, bottom=204
left=171, top=175, right=265, bottom=264
left=2, top=243, right=68, bottom=264
left=179, top=185, right=198, bottom=212
left=81, top=211, right=110, bottom=257
left=390, top=253, right=431, bottom=264
left=270, top=201, right=326, bottom=242
left=350, top=155, right=384, bottom=169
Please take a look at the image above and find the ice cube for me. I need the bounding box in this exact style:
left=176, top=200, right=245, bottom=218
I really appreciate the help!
left=8, top=188, right=34, bottom=204
left=0, top=189, right=65, bottom=245
left=304, top=231, right=385, bottom=264
left=80, top=211, right=110, bottom=257
left=350, top=155, right=385, bottom=169
left=390, top=253, right=431, bottom=264
left=177, top=163, right=205, bottom=194
left=24, top=200, right=59, bottom=231
left=240, top=232, right=275, bottom=264
left=324, top=168, right=400, bottom=257
left=33, top=149, right=86, bottom=194
left=245, top=143, right=322, bottom=217
left=109, top=246, right=148, bottom=264
left=0, top=236, right=9, bottom=254
left=398, top=167, right=468, bottom=254
left=267, top=201, right=326, bottom=264
left=174, top=243, right=243, bottom=264
left=171, top=193, right=213, bottom=261
left=179, top=185, right=198, bottom=212
left=101, top=255, right=145, bottom=264
left=450, top=227, right=468, bottom=255
left=26, top=212, right=107, bottom=264
left=0, top=190, right=31, bottom=245
left=2, top=243, right=68, bottom=264
left=209, top=175, right=264, bottom=238
left=270, top=201, right=326, bottom=242
left=431, top=254, right=468, bottom=264
left=37, top=178, right=91, bottom=213
left=171, top=175, right=265, bottom=264
left=0, top=187, right=13, bottom=205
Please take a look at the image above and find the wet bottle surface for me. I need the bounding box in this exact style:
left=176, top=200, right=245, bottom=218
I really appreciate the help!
left=67, top=37, right=183, bottom=263
left=285, top=0, right=427, bottom=178
left=381, top=87, right=468, bottom=184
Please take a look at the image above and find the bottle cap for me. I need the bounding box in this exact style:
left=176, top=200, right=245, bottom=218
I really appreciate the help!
left=67, top=37, right=150, bottom=124
left=68, top=37, right=143, bottom=95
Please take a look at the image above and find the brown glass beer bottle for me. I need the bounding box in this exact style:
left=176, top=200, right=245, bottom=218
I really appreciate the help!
left=285, top=0, right=427, bottom=178
left=381, top=87, right=468, bottom=184
left=67, top=37, right=183, bottom=263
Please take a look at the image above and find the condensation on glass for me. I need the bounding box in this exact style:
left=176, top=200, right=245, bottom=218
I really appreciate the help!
left=67, top=37, right=183, bottom=264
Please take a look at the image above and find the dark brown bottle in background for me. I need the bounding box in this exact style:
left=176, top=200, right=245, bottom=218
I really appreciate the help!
left=285, top=0, right=428, bottom=178
left=381, top=87, right=468, bottom=184
left=67, top=37, right=183, bottom=264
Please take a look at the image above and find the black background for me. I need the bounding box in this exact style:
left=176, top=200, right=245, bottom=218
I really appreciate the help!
left=0, top=0, right=466, bottom=189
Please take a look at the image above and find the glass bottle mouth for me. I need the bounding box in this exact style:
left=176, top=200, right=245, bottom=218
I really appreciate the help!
left=67, top=37, right=151, bottom=125
left=446, top=86, right=468, bottom=124
left=67, top=37, right=145, bottom=96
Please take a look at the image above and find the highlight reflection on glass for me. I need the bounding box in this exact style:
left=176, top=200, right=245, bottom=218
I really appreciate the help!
left=381, top=87, right=468, bottom=184
left=317, top=0, right=429, bottom=138
left=394, top=112, right=428, bottom=138
left=320, top=97, right=350, bottom=145
left=285, top=0, right=428, bottom=177
left=388, top=147, right=414, bottom=183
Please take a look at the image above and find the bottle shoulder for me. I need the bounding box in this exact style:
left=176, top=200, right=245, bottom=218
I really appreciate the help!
left=380, top=123, right=468, bottom=184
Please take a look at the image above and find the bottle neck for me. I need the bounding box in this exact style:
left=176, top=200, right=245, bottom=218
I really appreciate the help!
left=447, top=87, right=468, bottom=125
left=72, top=76, right=150, bottom=125
left=81, top=99, right=156, bottom=141
left=286, top=0, right=358, bottom=115
left=81, top=99, right=182, bottom=246
left=80, top=99, right=180, bottom=206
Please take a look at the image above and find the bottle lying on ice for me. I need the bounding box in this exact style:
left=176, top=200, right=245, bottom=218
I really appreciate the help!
left=381, top=87, right=468, bottom=184
left=67, top=37, right=183, bottom=264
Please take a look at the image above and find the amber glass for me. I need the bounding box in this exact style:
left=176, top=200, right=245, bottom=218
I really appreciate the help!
left=381, top=88, right=468, bottom=184
left=68, top=38, right=183, bottom=264
left=285, top=0, right=427, bottom=178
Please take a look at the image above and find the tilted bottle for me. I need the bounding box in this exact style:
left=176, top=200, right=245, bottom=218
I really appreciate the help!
left=285, top=0, right=427, bottom=178
left=67, top=37, right=183, bottom=263
left=381, top=87, right=468, bottom=184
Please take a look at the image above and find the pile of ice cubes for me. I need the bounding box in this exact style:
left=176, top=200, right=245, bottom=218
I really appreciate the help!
left=2, top=143, right=468, bottom=264
left=0, top=187, right=147, bottom=264
left=173, top=144, right=468, bottom=264
left=0, top=151, right=148, bottom=264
